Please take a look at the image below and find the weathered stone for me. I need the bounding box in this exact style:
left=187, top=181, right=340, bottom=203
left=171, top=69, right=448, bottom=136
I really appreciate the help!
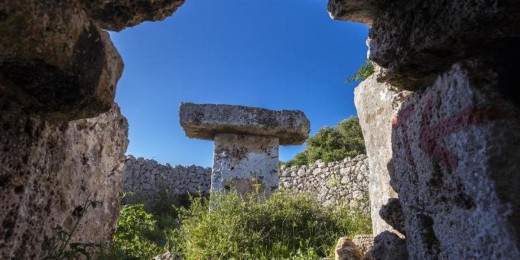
left=0, top=104, right=128, bottom=259
left=327, top=0, right=380, bottom=25
left=80, top=0, right=185, bottom=31
left=379, top=198, right=405, bottom=235
left=391, top=63, right=520, bottom=258
left=370, top=231, right=408, bottom=260
left=335, top=237, right=363, bottom=260
left=179, top=103, right=310, bottom=145
left=352, top=235, right=374, bottom=260
left=213, top=134, right=279, bottom=195
left=354, top=71, right=410, bottom=236
left=0, top=0, right=123, bottom=121
left=329, top=0, right=520, bottom=90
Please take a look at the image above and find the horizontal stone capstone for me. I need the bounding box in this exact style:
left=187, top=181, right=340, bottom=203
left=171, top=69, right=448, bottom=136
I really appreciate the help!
left=179, top=103, right=310, bottom=145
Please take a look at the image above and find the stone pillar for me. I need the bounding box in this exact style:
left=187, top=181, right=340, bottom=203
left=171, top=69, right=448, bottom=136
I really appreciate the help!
left=180, top=103, right=309, bottom=196
left=354, top=70, right=410, bottom=236
left=213, top=134, right=279, bottom=194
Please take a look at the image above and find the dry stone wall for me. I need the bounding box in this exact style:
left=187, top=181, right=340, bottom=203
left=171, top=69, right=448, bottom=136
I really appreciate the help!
left=123, top=156, right=212, bottom=201
left=123, top=155, right=370, bottom=213
left=280, top=155, right=370, bottom=213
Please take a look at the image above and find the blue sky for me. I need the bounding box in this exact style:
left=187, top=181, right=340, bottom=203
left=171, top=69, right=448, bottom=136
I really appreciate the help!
left=111, top=0, right=369, bottom=167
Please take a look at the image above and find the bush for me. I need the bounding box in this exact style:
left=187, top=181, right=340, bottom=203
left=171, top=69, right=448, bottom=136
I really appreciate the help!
left=110, top=204, right=163, bottom=259
left=168, top=192, right=371, bottom=259
left=346, top=60, right=374, bottom=84
left=284, top=116, right=365, bottom=167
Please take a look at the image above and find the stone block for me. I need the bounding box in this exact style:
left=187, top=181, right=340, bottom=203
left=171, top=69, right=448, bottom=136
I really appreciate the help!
left=212, top=134, right=279, bottom=195
left=354, top=72, right=410, bottom=236
left=0, top=0, right=123, bottom=121
left=179, top=103, right=310, bottom=145
left=81, top=0, right=186, bottom=31
left=391, top=63, right=520, bottom=258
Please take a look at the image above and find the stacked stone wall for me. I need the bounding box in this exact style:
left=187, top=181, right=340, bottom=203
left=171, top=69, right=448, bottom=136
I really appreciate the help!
left=123, top=154, right=370, bottom=213
left=123, top=156, right=212, bottom=202
left=279, top=155, right=369, bottom=213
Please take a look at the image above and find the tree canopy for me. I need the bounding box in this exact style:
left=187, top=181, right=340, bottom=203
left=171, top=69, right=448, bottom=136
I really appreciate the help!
left=283, top=116, right=366, bottom=167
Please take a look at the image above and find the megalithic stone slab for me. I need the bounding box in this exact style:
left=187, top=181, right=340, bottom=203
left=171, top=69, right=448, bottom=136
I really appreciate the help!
left=179, top=103, right=310, bottom=145
left=180, top=103, right=310, bottom=196
left=213, top=134, right=279, bottom=195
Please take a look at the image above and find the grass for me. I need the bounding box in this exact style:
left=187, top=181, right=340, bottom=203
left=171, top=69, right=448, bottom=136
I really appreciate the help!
left=107, top=191, right=371, bottom=259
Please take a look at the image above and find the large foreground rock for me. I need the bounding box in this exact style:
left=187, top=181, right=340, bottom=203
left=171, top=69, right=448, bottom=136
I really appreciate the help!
left=330, top=0, right=520, bottom=90
left=0, top=0, right=123, bottom=121
left=354, top=72, right=409, bottom=236
left=391, top=63, right=520, bottom=258
left=0, top=105, right=128, bottom=259
left=81, top=0, right=186, bottom=31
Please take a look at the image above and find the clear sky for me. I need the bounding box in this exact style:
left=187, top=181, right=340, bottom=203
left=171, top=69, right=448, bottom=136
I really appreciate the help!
left=111, top=0, right=369, bottom=167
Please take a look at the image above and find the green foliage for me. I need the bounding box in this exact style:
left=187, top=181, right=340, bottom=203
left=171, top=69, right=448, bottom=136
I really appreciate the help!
left=284, top=116, right=366, bottom=167
left=110, top=204, right=163, bottom=259
left=346, top=60, right=375, bottom=84
left=168, top=192, right=372, bottom=259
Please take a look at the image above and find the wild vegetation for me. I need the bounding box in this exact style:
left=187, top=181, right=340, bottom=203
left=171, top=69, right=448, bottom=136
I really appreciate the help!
left=108, top=191, right=371, bottom=259
left=345, top=60, right=375, bottom=84
left=283, top=116, right=365, bottom=167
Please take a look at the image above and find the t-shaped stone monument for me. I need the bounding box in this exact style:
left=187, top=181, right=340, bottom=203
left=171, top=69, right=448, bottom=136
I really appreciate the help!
left=180, top=103, right=310, bottom=196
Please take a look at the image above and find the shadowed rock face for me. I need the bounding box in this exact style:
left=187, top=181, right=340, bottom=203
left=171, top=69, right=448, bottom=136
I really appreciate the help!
left=334, top=0, right=520, bottom=258
left=330, top=0, right=520, bottom=90
left=0, top=105, right=128, bottom=259
left=80, top=0, right=185, bottom=31
left=179, top=103, right=310, bottom=145
left=1, top=0, right=185, bottom=258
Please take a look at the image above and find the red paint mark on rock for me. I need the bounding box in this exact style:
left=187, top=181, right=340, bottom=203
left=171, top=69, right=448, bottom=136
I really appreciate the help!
left=395, top=96, right=501, bottom=173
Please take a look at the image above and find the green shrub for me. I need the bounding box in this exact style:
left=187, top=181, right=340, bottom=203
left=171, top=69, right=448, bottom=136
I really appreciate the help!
left=110, top=204, right=163, bottom=259
left=168, top=192, right=371, bottom=259
left=346, top=60, right=374, bottom=84
left=284, top=116, right=366, bottom=167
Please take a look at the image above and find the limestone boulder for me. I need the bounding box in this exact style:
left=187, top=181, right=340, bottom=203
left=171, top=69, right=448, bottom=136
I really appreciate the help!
left=329, top=0, right=520, bottom=90
left=0, top=0, right=123, bottom=121
left=391, top=62, right=520, bottom=258
left=354, top=72, right=410, bottom=236
left=80, top=0, right=186, bottom=31
left=370, top=231, right=408, bottom=260
left=335, top=237, right=363, bottom=260
left=0, top=104, right=128, bottom=259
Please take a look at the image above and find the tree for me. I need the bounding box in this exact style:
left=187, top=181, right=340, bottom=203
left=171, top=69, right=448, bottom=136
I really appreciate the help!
left=283, top=116, right=365, bottom=167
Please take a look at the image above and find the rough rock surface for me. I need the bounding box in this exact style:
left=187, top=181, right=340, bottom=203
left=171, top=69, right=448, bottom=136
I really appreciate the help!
left=327, top=0, right=379, bottom=25
left=391, top=63, right=520, bottom=259
left=354, top=72, right=410, bottom=235
left=179, top=103, right=310, bottom=145
left=378, top=198, right=405, bottom=235
left=370, top=231, right=408, bottom=260
left=330, top=0, right=520, bottom=90
left=280, top=155, right=370, bottom=213
left=0, top=0, right=123, bottom=121
left=213, top=134, right=279, bottom=195
left=81, top=0, right=185, bottom=31
left=335, top=237, right=363, bottom=260
left=352, top=235, right=374, bottom=260
left=0, top=0, right=185, bottom=258
left=123, top=155, right=211, bottom=202
left=0, top=105, right=128, bottom=259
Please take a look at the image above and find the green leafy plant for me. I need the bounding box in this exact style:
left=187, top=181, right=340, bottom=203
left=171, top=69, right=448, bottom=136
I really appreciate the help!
left=284, top=116, right=366, bottom=167
left=346, top=60, right=375, bottom=84
left=168, top=192, right=371, bottom=259
left=110, top=204, right=163, bottom=259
